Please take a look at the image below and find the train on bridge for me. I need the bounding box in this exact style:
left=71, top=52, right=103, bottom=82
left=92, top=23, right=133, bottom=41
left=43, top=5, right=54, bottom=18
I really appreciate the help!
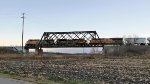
left=24, top=31, right=150, bottom=53
left=24, top=38, right=123, bottom=49
left=25, top=37, right=150, bottom=49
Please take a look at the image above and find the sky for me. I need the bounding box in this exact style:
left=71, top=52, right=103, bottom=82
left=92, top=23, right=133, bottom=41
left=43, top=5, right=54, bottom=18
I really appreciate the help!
left=0, top=0, right=150, bottom=46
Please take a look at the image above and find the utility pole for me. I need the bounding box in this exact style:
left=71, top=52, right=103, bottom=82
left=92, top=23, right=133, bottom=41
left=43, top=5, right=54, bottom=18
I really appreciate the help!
left=21, top=13, right=25, bottom=55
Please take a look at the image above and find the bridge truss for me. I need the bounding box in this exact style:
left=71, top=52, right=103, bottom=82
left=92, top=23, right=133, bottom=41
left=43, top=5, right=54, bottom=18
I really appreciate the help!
left=24, top=31, right=125, bottom=53
left=37, top=31, right=100, bottom=49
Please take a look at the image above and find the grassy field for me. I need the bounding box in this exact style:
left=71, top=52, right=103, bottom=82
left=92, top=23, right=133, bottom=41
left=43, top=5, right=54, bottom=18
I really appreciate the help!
left=0, top=54, right=150, bottom=84
left=0, top=70, right=89, bottom=84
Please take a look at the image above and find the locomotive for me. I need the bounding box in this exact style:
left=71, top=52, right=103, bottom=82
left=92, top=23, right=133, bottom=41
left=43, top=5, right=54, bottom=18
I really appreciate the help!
left=25, top=39, right=55, bottom=49
left=25, top=39, right=40, bottom=49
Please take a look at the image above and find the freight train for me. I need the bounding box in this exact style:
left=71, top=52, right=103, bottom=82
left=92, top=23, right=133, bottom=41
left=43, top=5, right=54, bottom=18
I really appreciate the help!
left=25, top=37, right=150, bottom=49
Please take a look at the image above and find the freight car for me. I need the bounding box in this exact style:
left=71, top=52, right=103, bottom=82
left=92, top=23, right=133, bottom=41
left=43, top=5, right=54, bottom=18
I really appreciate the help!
left=124, top=38, right=147, bottom=45
left=89, top=38, right=123, bottom=46
left=56, top=39, right=87, bottom=46
left=41, top=39, right=55, bottom=47
left=72, top=39, right=87, bottom=46
left=56, top=39, right=68, bottom=46
left=89, top=38, right=114, bottom=45
left=110, top=38, right=124, bottom=45
left=89, top=38, right=101, bottom=45
left=56, top=39, right=76, bottom=46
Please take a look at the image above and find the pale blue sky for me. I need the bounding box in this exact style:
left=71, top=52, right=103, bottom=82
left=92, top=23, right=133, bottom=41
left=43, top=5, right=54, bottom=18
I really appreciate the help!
left=0, top=0, right=150, bottom=46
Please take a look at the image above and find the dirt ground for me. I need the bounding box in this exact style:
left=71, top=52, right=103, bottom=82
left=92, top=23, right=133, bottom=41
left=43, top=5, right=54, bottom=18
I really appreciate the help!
left=0, top=54, right=150, bottom=84
left=0, top=77, right=34, bottom=84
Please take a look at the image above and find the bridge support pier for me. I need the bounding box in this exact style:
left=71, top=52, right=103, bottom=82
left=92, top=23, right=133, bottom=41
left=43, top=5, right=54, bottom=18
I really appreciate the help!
left=35, top=49, right=43, bottom=54
left=24, top=49, right=29, bottom=53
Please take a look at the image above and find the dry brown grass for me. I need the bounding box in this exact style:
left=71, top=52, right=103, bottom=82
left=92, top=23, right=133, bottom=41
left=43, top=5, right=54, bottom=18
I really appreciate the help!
left=1, top=53, right=150, bottom=60
left=1, top=54, right=150, bottom=83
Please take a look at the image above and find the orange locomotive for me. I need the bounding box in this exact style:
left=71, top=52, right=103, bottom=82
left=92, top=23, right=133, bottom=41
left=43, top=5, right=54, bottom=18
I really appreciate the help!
left=25, top=39, right=55, bottom=49
left=25, top=39, right=40, bottom=49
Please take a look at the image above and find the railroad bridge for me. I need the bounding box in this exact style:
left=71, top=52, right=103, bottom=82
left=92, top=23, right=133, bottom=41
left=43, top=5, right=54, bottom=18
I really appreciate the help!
left=24, top=31, right=123, bottom=53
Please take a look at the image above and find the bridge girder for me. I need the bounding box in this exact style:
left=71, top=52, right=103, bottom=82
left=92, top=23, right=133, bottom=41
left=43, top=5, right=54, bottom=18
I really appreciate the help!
left=37, top=31, right=100, bottom=49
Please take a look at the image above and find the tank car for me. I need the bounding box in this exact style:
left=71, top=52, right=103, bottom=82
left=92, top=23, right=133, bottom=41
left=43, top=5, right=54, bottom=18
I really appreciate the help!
left=124, top=38, right=146, bottom=45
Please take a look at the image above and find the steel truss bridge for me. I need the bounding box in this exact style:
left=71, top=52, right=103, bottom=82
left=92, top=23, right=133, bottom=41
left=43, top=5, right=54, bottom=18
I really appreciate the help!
left=24, top=31, right=122, bottom=52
